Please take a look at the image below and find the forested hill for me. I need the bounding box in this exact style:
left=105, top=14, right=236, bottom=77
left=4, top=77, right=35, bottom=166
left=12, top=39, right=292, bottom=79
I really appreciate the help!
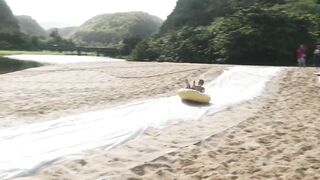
left=160, top=0, right=297, bottom=33
left=47, top=27, right=77, bottom=38
left=0, top=0, right=19, bottom=31
left=16, top=15, right=46, bottom=37
left=132, top=0, right=320, bottom=66
left=69, top=11, right=163, bottom=47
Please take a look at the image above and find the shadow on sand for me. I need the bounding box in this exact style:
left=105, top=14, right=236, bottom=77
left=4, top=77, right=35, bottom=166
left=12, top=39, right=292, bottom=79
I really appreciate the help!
left=181, top=99, right=212, bottom=107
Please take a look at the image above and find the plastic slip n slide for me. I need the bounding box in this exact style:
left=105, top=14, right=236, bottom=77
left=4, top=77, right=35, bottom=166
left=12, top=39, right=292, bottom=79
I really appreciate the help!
left=0, top=66, right=281, bottom=179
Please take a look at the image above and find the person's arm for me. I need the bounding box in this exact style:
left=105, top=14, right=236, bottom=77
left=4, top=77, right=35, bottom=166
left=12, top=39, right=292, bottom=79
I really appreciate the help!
left=192, top=81, right=196, bottom=89
left=185, top=79, right=191, bottom=88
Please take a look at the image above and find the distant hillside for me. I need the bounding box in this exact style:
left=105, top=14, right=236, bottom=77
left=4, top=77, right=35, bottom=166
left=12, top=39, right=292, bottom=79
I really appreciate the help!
left=0, top=0, right=19, bottom=32
left=16, top=15, right=46, bottom=36
left=160, top=0, right=298, bottom=33
left=132, top=0, right=320, bottom=66
left=0, top=0, right=75, bottom=50
left=47, top=27, right=77, bottom=38
left=69, top=11, right=163, bottom=47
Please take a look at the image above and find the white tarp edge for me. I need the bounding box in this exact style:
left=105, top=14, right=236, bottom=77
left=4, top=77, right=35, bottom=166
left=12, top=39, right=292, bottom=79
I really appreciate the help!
left=0, top=66, right=281, bottom=179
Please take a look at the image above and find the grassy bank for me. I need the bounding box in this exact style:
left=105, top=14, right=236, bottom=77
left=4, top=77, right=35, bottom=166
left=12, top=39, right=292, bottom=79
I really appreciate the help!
left=0, top=50, right=64, bottom=56
left=0, top=56, right=42, bottom=74
left=0, top=50, right=102, bottom=57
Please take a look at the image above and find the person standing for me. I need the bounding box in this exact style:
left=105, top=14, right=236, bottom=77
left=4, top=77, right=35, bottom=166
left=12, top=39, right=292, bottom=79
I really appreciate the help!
left=314, top=44, right=320, bottom=67
left=296, top=44, right=307, bottom=67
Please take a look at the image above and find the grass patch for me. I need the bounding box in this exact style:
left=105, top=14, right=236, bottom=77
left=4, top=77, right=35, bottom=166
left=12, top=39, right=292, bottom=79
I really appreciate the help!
left=0, top=56, right=42, bottom=74
left=0, top=50, right=100, bottom=57
left=0, top=50, right=64, bottom=56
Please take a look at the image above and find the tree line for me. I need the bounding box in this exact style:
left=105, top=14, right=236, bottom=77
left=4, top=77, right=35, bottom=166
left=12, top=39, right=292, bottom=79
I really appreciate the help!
left=129, top=0, right=320, bottom=66
left=0, top=29, right=75, bottom=51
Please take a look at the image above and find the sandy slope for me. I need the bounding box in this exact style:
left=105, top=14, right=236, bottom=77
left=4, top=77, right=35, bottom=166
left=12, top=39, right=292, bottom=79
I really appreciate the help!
left=0, top=61, right=224, bottom=128
left=115, top=68, right=320, bottom=180
left=3, top=63, right=319, bottom=179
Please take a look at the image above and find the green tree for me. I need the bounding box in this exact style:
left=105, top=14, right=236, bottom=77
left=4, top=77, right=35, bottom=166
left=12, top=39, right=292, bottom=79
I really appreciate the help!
left=0, top=31, right=30, bottom=49
left=132, top=0, right=320, bottom=65
left=131, top=40, right=159, bottom=60
left=49, top=29, right=63, bottom=42
left=120, top=36, right=142, bottom=55
left=211, top=7, right=317, bottom=65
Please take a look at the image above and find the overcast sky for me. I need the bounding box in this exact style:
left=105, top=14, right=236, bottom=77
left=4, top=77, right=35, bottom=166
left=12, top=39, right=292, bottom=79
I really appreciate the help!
left=6, top=0, right=178, bottom=29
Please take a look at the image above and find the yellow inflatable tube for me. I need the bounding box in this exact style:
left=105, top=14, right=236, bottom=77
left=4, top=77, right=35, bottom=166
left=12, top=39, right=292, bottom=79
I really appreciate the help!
left=177, top=88, right=211, bottom=104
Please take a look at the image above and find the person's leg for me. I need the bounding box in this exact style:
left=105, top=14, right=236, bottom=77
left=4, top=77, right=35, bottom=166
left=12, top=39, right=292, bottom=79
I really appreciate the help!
left=302, top=58, right=306, bottom=67
left=185, top=79, right=191, bottom=88
left=298, top=58, right=302, bottom=67
left=316, top=57, right=320, bottom=67
left=298, top=58, right=306, bottom=67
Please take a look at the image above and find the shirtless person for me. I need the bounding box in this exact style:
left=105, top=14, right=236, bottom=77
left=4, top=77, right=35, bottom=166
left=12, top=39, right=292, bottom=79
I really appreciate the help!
left=185, top=79, right=205, bottom=93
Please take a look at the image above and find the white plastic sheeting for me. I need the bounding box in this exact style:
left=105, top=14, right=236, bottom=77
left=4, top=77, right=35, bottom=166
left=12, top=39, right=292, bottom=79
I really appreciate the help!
left=0, top=66, right=280, bottom=179
left=5, top=54, right=124, bottom=64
